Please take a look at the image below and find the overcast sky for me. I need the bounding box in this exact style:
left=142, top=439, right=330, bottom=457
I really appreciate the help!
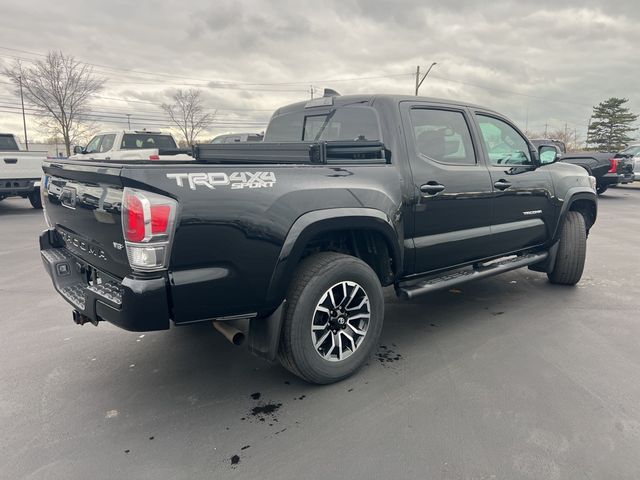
left=1, top=0, right=638, bottom=144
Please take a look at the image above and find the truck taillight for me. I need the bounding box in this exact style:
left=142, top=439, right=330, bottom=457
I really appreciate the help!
left=149, top=154, right=160, bottom=160
left=608, top=158, right=618, bottom=173
left=122, top=187, right=177, bottom=271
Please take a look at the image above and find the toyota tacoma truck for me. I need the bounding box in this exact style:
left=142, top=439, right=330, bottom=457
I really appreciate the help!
left=0, top=133, right=48, bottom=208
left=39, top=93, right=598, bottom=384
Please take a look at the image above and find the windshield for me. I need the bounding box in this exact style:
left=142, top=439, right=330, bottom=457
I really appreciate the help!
left=265, top=107, right=381, bottom=142
left=0, top=135, right=19, bottom=151
left=121, top=134, right=177, bottom=150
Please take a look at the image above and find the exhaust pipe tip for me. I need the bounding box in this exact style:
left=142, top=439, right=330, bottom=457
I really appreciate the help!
left=213, top=320, right=245, bottom=346
left=228, top=330, right=245, bottom=346
left=73, top=311, right=100, bottom=326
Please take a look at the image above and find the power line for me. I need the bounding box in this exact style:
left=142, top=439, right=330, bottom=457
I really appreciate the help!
left=0, top=47, right=412, bottom=88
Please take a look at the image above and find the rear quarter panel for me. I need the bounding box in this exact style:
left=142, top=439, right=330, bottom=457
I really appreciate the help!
left=122, top=163, right=403, bottom=323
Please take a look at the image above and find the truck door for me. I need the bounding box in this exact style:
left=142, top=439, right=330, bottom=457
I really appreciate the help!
left=472, top=112, right=555, bottom=254
left=400, top=102, right=494, bottom=273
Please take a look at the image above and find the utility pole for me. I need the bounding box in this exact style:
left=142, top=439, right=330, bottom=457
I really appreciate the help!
left=415, top=62, right=437, bottom=96
left=126, top=114, right=131, bottom=130
left=310, top=86, right=314, bottom=99
left=544, top=123, right=548, bottom=137
left=564, top=123, right=568, bottom=142
left=18, top=75, right=29, bottom=151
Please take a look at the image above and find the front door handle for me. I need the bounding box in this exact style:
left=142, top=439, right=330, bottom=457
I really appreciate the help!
left=494, top=180, right=512, bottom=191
left=420, top=183, right=445, bottom=195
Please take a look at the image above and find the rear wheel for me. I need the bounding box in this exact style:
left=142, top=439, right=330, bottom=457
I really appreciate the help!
left=547, top=211, right=586, bottom=285
left=278, top=252, right=384, bottom=384
left=596, top=185, right=608, bottom=195
left=28, top=189, right=42, bottom=209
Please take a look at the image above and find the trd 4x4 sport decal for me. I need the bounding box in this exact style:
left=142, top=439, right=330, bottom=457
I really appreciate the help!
left=166, top=172, right=276, bottom=190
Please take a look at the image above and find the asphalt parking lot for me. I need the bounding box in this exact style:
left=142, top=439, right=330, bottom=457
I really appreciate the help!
left=1, top=185, right=640, bottom=480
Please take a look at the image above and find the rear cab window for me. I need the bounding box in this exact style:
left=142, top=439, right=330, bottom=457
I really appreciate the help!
left=0, top=135, right=19, bottom=151
left=121, top=134, right=177, bottom=150
left=265, top=106, right=381, bottom=143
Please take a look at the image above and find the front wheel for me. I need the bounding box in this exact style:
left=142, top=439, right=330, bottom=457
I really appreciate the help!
left=28, top=189, right=42, bottom=209
left=278, top=252, right=384, bottom=384
left=547, top=211, right=587, bottom=285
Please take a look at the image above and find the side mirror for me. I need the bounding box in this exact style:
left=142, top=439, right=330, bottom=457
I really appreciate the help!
left=73, top=145, right=84, bottom=154
left=538, top=145, right=559, bottom=165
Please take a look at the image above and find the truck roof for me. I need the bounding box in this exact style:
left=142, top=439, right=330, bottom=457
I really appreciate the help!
left=94, top=130, right=171, bottom=136
left=272, top=94, right=495, bottom=116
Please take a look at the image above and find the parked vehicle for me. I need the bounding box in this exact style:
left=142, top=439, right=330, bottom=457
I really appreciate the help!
left=615, top=145, right=640, bottom=181
left=39, top=93, right=597, bottom=384
left=530, top=138, right=567, bottom=154
left=559, top=151, right=627, bottom=194
left=211, top=132, right=264, bottom=144
left=70, top=130, right=192, bottom=161
left=0, top=133, right=47, bottom=208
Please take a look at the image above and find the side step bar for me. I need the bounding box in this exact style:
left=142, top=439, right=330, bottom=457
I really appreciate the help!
left=397, top=252, right=548, bottom=299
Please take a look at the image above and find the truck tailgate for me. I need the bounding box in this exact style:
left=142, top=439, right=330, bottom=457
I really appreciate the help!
left=1, top=151, right=46, bottom=180
left=42, top=161, right=131, bottom=279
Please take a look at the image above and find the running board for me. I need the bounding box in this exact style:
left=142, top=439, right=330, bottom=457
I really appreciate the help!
left=397, top=252, right=548, bottom=299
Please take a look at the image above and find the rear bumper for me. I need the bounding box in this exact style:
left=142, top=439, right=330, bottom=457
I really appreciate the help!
left=0, top=178, right=39, bottom=195
left=620, top=172, right=634, bottom=184
left=39, top=229, right=170, bottom=332
left=599, top=173, right=622, bottom=187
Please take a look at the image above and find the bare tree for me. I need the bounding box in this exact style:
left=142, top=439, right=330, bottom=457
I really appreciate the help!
left=3, top=51, right=105, bottom=155
left=527, top=128, right=583, bottom=152
left=161, top=89, right=214, bottom=146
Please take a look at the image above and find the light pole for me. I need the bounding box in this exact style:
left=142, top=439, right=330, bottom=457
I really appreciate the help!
left=415, top=62, right=437, bottom=96
left=18, top=75, right=29, bottom=150
left=126, top=114, right=132, bottom=130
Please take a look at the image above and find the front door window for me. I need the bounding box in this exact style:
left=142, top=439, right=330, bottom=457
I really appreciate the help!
left=476, top=115, right=532, bottom=166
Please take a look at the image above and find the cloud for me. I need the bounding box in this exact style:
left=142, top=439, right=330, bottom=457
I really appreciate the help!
left=0, top=0, right=638, bottom=142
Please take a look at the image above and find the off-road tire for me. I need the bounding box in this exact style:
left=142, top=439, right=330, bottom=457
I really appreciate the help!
left=278, top=252, right=384, bottom=384
left=28, top=189, right=42, bottom=209
left=547, top=211, right=587, bottom=285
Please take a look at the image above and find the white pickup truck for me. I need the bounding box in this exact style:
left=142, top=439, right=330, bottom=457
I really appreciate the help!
left=0, top=133, right=47, bottom=208
left=70, top=130, right=192, bottom=161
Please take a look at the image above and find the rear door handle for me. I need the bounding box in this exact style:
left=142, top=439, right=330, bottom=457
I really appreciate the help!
left=494, top=180, right=512, bottom=191
left=3, top=158, right=18, bottom=164
left=420, top=183, right=445, bottom=195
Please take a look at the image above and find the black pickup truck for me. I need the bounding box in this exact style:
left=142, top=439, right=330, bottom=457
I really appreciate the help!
left=39, top=93, right=597, bottom=384
left=558, top=151, right=632, bottom=195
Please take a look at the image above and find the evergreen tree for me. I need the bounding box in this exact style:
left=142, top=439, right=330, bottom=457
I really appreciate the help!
left=587, top=98, right=638, bottom=151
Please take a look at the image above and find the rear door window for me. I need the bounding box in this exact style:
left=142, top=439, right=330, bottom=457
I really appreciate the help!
left=409, top=108, right=477, bottom=165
